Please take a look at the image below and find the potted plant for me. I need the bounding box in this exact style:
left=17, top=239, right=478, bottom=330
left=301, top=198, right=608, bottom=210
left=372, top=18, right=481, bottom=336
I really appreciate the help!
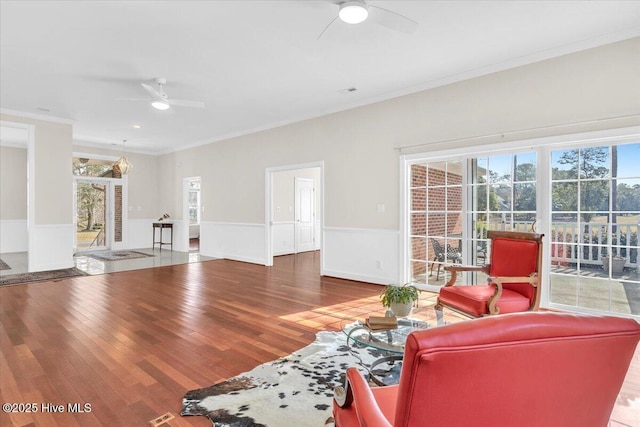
left=602, top=254, right=626, bottom=274
left=380, top=284, right=421, bottom=317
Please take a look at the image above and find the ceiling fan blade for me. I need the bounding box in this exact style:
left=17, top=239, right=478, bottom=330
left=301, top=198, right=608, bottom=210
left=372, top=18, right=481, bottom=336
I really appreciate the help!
left=370, top=5, right=419, bottom=34
left=141, top=82, right=162, bottom=100
left=168, top=99, right=205, bottom=108
left=317, top=16, right=338, bottom=40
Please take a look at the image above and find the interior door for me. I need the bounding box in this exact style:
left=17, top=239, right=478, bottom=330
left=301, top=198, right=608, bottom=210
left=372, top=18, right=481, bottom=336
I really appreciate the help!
left=295, top=178, right=315, bottom=253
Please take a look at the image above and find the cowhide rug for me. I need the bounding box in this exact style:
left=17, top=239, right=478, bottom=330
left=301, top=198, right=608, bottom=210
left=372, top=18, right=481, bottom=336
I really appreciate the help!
left=181, top=330, right=385, bottom=427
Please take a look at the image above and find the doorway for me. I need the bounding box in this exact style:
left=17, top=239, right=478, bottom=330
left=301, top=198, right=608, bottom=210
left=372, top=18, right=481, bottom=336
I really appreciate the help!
left=265, top=162, right=323, bottom=270
left=75, top=180, right=109, bottom=251
left=183, top=177, right=201, bottom=253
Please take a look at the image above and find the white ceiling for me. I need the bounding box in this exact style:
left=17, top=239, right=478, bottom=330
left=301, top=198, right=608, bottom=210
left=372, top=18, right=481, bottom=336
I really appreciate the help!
left=1, top=1, right=639, bottom=155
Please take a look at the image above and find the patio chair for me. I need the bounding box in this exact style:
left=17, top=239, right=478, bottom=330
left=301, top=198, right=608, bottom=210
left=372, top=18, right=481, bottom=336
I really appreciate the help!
left=333, top=312, right=640, bottom=427
left=429, top=238, right=462, bottom=280
left=435, top=230, right=543, bottom=317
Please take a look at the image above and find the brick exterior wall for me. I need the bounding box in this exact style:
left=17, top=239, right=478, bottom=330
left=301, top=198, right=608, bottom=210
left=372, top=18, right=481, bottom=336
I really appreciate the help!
left=410, top=164, right=463, bottom=281
left=112, top=166, right=123, bottom=242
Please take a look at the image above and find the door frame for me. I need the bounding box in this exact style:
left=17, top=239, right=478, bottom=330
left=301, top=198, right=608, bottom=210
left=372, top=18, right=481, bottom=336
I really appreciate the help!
left=265, top=161, right=324, bottom=269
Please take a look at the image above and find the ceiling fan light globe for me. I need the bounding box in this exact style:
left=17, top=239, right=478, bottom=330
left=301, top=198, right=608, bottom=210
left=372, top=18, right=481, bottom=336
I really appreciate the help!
left=339, top=1, right=368, bottom=24
left=151, top=100, right=170, bottom=110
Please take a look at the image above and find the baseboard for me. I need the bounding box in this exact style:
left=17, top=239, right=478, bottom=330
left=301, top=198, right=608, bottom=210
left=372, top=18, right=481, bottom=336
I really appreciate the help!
left=321, top=269, right=390, bottom=286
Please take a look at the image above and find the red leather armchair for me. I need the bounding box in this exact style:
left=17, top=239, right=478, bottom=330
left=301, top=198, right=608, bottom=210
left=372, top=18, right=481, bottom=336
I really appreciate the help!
left=436, top=230, right=543, bottom=317
left=333, top=312, right=640, bottom=427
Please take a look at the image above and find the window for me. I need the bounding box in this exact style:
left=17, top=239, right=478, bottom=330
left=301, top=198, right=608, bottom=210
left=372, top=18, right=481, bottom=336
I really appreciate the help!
left=409, top=161, right=462, bottom=287
left=188, top=180, right=201, bottom=225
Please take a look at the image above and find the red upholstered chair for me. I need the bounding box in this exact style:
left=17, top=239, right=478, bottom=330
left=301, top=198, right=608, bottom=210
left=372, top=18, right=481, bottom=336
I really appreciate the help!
left=333, top=312, right=640, bottom=427
left=435, top=230, right=543, bottom=317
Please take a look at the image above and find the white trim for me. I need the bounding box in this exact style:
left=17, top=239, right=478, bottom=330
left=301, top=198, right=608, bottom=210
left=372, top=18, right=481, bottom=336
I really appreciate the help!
left=401, top=126, right=640, bottom=162
left=72, top=151, right=119, bottom=162
left=321, top=269, right=388, bottom=286
left=323, top=226, right=399, bottom=234
left=399, top=154, right=409, bottom=285
left=1, top=108, right=76, bottom=125
left=211, top=221, right=265, bottom=228
left=0, top=140, right=27, bottom=149
left=73, top=137, right=159, bottom=156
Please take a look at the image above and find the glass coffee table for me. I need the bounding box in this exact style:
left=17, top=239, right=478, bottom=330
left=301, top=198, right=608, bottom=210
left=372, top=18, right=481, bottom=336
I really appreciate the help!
left=341, top=318, right=431, bottom=386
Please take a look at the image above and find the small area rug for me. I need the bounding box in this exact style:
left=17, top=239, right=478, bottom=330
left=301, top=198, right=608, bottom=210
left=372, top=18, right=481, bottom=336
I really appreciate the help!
left=0, top=259, right=10, bottom=270
left=181, top=330, right=383, bottom=427
left=0, top=267, right=88, bottom=287
left=86, top=250, right=154, bottom=261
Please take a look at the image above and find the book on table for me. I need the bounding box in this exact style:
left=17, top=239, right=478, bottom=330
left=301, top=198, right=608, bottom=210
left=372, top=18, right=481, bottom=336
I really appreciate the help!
left=365, top=316, right=398, bottom=330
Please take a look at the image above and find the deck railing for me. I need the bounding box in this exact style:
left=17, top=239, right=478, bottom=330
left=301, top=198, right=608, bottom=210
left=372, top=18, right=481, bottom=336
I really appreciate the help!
left=478, top=220, right=639, bottom=269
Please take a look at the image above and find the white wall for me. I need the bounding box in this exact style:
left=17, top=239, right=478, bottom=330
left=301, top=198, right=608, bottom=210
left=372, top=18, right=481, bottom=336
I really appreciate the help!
left=0, top=115, right=74, bottom=271
left=158, top=38, right=640, bottom=285
left=0, top=145, right=28, bottom=252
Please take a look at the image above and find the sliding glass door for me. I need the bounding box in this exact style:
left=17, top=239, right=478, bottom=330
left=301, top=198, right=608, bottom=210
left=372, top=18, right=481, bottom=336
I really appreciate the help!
left=404, top=132, right=639, bottom=318
left=549, top=143, right=639, bottom=315
left=409, top=151, right=537, bottom=291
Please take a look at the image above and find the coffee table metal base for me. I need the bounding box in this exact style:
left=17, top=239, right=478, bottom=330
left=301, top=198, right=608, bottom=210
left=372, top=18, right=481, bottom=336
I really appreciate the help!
left=369, top=355, right=404, bottom=386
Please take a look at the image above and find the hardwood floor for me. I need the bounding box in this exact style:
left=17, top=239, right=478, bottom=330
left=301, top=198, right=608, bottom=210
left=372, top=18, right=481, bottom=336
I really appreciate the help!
left=0, top=252, right=386, bottom=426
left=1, top=251, right=638, bottom=426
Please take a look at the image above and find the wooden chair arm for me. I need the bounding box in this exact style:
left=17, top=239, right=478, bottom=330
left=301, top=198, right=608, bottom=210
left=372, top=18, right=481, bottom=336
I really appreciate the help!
left=485, top=274, right=539, bottom=315
left=444, top=265, right=490, bottom=287
left=334, top=368, right=393, bottom=427
left=488, top=273, right=539, bottom=286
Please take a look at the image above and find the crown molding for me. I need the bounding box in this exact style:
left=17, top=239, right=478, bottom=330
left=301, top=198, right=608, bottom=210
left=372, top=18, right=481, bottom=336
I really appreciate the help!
left=0, top=108, right=76, bottom=125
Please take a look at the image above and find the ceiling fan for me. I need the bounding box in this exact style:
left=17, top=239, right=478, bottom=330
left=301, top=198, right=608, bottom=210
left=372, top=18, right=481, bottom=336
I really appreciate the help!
left=121, top=78, right=205, bottom=111
left=318, top=0, right=419, bottom=39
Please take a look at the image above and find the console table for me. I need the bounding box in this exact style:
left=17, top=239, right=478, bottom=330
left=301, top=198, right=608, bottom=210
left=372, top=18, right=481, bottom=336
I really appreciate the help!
left=152, top=222, right=173, bottom=251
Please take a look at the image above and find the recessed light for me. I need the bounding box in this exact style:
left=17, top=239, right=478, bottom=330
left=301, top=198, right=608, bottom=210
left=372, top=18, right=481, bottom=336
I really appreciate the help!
left=133, top=124, right=141, bottom=129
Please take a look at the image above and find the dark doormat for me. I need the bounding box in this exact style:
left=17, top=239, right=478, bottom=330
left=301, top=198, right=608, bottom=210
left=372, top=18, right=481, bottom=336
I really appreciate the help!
left=0, top=259, right=10, bottom=271
left=0, top=267, right=88, bottom=287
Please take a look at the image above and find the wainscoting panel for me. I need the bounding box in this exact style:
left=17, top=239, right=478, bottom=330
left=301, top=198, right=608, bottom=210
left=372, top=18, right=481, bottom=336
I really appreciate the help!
left=200, top=221, right=265, bottom=265
left=0, top=219, right=28, bottom=253
left=126, top=219, right=188, bottom=252
left=322, top=227, right=399, bottom=285
left=31, top=224, right=75, bottom=272
left=126, top=218, right=154, bottom=250
left=273, top=221, right=295, bottom=256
